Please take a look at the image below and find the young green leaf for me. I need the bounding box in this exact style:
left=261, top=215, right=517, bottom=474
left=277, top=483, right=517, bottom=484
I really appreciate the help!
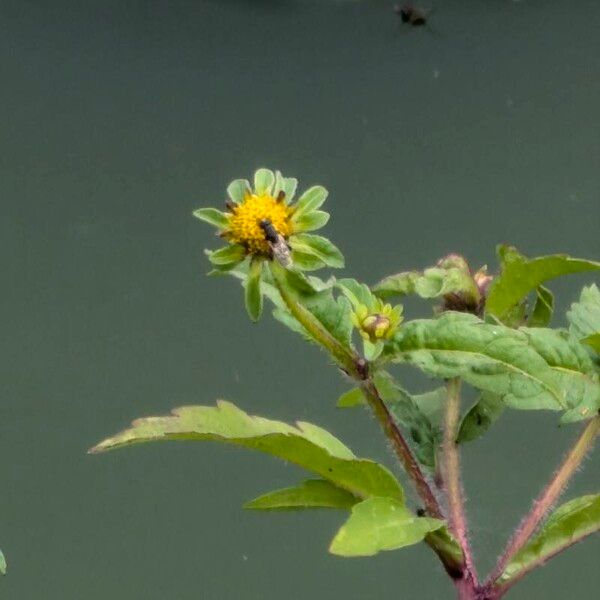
left=337, top=278, right=375, bottom=310
left=498, top=494, right=600, bottom=587
left=374, top=255, right=479, bottom=308
left=486, top=246, right=600, bottom=322
left=527, top=286, right=554, bottom=328
left=337, top=387, right=365, bottom=408
left=90, top=401, right=404, bottom=502
left=244, top=479, right=359, bottom=511
left=329, top=497, right=443, bottom=557
left=373, top=271, right=422, bottom=299
left=457, top=392, right=505, bottom=444
left=192, top=207, right=230, bottom=229
left=0, top=549, right=5, bottom=575
left=386, top=312, right=566, bottom=412
left=244, top=259, right=263, bottom=322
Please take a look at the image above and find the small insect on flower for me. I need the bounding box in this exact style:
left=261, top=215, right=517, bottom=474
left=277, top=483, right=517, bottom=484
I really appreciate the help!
left=259, top=218, right=292, bottom=268
left=394, top=3, right=429, bottom=27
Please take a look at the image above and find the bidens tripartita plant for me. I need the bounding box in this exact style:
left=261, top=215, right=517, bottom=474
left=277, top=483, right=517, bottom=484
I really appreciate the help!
left=91, top=169, right=600, bottom=600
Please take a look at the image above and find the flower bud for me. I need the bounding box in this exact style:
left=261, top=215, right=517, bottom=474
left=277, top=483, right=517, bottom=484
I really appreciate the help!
left=361, top=314, right=392, bottom=342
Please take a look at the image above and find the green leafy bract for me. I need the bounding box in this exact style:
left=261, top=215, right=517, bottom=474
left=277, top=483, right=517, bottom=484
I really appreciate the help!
left=192, top=207, right=230, bottom=229
left=244, top=479, right=358, bottom=510
left=499, top=494, right=600, bottom=586
left=90, top=401, right=404, bottom=502
left=386, top=312, right=568, bottom=412
left=244, top=259, right=263, bottom=321
left=289, top=234, right=344, bottom=269
left=329, top=497, right=443, bottom=557
left=486, top=246, right=600, bottom=322
left=226, top=178, right=251, bottom=203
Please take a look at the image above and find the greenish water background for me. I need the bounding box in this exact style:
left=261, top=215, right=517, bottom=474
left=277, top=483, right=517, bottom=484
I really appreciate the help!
left=1, top=1, right=599, bottom=598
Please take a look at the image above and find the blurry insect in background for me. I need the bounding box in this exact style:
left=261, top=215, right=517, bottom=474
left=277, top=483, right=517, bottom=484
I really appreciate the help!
left=394, top=3, right=430, bottom=28
left=259, top=217, right=292, bottom=267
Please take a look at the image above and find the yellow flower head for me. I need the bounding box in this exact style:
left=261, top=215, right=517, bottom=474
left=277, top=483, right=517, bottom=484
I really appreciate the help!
left=226, top=193, right=293, bottom=255
left=194, top=168, right=343, bottom=273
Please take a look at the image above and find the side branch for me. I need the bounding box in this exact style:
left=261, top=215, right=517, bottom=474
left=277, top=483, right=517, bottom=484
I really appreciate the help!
left=442, top=378, right=477, bottom=584
left=487, top=415, right=600, bottom=589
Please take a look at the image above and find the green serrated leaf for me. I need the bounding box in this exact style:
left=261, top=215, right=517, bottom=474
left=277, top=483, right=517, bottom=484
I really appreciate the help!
left=499, top=494, right=600, bottom=586
left=290, top=234, right=344, bottom=269
left=226, top=179, right=251, bottom=204
left=192, top=207, right=230, bottom=229
left=245, top=479, right=359, bottom=510
left=245, top=259, right=263, bottom=321
left=292, top=210, right=330, bottom=233
left=386, top=312, right=567, bottom=411
left=292, top=185, right=328, bottom=219
left=90, top=401, right=404, bottom=502
left=582, top=333, right=600, bottom=352
left=329, top=497, right=443, bottom=557
left=567, top=284, right=600, bottom=347
left=486, top=246, right=600, bottom=322
left=207, top=244, right=247, bottom=266
left=0, top=550, right=6, bottom=575
left=253, top=168, right=275, bottom=195
left=457, top=392, right=505, bottom=444
left=527, top=286, right=554, bottom=328
left=520, top=328, right=600, bottom=422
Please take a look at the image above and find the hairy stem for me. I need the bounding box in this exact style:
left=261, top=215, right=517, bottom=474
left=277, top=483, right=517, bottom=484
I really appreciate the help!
left=443, top=378, right=478, bottom=587
left=486, top=415, right=600, bottom=590
left=360, top=379, right=443, bottom=519
left=270, top=265, right=465, bottom=575
left=270, top=263, right=363, bottom=378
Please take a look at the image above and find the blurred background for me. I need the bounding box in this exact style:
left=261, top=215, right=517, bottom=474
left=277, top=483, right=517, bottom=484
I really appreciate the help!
left=1, top=0, right=599, bottom=598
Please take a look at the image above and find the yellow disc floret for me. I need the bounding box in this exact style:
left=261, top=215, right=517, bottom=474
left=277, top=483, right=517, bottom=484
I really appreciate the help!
left=227, top=193, right=293, bottom=254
